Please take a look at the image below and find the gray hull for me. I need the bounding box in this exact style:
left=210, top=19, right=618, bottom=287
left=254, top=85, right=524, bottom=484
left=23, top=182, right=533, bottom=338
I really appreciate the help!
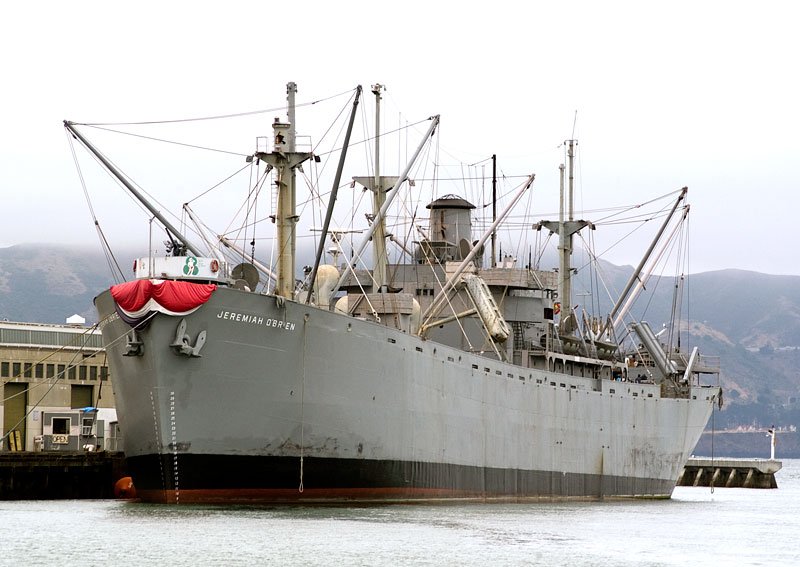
left=97, top=287, right=717, bottom=504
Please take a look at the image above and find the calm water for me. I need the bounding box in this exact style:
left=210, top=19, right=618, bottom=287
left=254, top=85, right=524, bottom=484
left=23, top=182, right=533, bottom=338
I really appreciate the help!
left=2, top=461, right=799, bottom=566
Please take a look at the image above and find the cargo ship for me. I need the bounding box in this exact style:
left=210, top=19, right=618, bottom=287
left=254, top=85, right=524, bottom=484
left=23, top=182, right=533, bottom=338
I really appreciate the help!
left=65, top=83, right=721, bottom=503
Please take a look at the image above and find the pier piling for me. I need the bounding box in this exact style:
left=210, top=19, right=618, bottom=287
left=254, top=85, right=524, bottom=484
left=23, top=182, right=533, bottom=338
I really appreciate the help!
left=679, top=457, right=781, bottom=489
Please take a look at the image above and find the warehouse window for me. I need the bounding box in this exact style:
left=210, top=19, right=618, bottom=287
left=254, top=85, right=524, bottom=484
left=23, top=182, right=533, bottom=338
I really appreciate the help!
left=52, top=418, right=70, bottom=435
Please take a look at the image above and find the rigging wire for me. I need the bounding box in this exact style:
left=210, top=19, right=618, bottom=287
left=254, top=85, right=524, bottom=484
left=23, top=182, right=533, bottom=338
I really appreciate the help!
left=66, top=130, right=126, bottom=282
left=313, top=117, right=432, bottom=162
left=685, top=212, right=692, bottom=353
left=79, top=124, right=249, bottom=157
left=241, top=169, right=271, bottom=253
left=75, top=88, right=355, bottom=126
left=186, top=163, right=252, bottom=205
left=68, top=125, right=200, bottom=250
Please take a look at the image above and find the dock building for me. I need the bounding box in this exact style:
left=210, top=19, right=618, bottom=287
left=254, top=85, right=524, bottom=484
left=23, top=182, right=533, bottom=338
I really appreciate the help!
left=0, top=319, right=118, bottom=453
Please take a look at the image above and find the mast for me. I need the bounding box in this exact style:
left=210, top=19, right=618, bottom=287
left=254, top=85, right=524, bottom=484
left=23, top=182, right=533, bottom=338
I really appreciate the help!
left=255, top=83, right=312, bottom=300
left=63, top=121, right=202, bottom=257
left=559, top=162, right=568, bottom=319
left=372, top=84, right=388, bottom=291
left=536, top=140, right=588, bottom=334
left=353, top=84, right=395, bottom=292
left=563, top=140, right=576, bottom=328
left=287, top=81, right=297, bottom=151
left=491, top=154, right=497, bottom=268
left=335, top=115, right=440, bottom=295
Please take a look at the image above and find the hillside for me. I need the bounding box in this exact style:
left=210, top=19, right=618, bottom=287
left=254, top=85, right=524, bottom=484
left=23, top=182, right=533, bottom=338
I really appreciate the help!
left=2, top=243, right=799, bottom=457
left=0, top=243, right=121, bottom=323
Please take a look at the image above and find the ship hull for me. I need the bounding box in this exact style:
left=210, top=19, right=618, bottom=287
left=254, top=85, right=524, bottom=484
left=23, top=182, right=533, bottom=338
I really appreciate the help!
left=128, top=454, right=676, bottom=504
left=96, top=287, right=717, bottom=504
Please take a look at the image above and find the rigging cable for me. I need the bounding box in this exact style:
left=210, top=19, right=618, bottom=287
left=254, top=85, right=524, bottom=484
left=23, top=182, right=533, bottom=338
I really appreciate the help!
left=79, top=124, right=249, bottom=158
left=685, top=211, right=692, bottom=358
left=185, top=163, right=252, bottom=205
left=250, top=163, right=259, bottom=262
left=219, top=167, right=271, bottom=262
left=65, top=130, right=125, bottom=282
left=76, top=87, right=355, bottom=126
left=69, top=126, right=201, bottom=250
left=710, top=398, right=716, bottom=494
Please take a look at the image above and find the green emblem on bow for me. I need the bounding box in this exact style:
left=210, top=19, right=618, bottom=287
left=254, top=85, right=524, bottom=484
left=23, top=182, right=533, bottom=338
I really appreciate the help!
left=183, top=256, right=199, bottom=276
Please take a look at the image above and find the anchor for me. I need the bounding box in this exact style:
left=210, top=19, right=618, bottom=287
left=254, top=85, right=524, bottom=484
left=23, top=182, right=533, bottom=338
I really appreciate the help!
left=123, top=330, right=144, bottom=356
left=170, top=318, right=207, bottom=357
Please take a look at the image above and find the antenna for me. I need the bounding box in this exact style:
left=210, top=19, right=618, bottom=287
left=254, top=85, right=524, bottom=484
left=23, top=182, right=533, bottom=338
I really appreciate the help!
left=571, top=110, right=578, bottom=140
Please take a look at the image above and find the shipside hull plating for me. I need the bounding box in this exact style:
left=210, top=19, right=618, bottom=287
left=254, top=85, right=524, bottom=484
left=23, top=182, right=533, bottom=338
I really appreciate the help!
left=126, top=455, right=678, bottom=504
left=96, top=288, right=717, bottom=504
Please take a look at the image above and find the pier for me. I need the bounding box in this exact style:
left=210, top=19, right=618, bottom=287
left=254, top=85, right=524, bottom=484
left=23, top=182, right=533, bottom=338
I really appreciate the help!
left=0, top=451, right=128, bottom=499
left=678, top=457, right=782, bottom=489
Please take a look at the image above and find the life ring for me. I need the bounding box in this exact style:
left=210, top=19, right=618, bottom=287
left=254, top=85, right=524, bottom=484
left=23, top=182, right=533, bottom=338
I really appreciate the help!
left=210, top=259, right=219, bottom=273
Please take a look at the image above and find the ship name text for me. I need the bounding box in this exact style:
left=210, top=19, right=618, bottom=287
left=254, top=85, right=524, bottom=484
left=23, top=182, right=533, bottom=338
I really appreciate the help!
left=216, top=310, right=296, bottom=331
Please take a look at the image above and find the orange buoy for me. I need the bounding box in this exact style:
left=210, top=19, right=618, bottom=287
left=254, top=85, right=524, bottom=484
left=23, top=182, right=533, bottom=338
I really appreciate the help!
left=114, top=476, right=137, bottom=499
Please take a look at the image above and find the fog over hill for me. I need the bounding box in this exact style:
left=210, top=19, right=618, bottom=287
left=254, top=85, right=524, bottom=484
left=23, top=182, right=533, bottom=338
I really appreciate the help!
left=2, top=243, right=798, bottom=453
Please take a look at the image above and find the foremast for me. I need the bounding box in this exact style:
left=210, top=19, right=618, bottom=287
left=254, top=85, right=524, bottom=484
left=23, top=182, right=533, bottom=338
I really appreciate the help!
left=255, top=82, right=313, bottom=299
left=538, top=140, right=590, bottom=335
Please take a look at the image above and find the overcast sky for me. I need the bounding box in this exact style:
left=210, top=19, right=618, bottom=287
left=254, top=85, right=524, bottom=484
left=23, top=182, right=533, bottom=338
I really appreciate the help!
left=2, top=1, right=798, bottom=275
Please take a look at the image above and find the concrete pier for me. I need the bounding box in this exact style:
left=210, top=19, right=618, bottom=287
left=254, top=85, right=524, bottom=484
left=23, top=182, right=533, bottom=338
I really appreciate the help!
left=0, top=451, right=128, bottom=499
left=678, top=457, right=782, bottom=489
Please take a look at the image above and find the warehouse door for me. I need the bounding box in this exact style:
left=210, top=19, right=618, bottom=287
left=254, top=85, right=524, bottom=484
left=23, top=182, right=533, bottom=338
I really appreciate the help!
left=3, top=383, right=28, bottom=451
left=71, top=385, right=93, bottom=409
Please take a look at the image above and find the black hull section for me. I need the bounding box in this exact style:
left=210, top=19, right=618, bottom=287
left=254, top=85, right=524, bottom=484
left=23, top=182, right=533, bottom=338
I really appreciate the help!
left=128, top=454, right=675, bottom=504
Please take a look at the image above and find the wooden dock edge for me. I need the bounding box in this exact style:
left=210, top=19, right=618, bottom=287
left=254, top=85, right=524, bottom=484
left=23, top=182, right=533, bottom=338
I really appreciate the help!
left=0, top=451, right=128, bottom=500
